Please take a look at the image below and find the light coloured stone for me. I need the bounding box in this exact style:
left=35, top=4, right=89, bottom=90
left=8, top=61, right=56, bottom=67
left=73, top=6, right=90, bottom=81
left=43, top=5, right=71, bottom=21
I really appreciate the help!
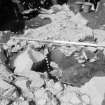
left=89, top=57, right=97, bottom=62
left=0, top=79, right=13, bottom=90
left=51, top=4, right=62, bottom=12
left=60, top=88, right=81, bottom=105
left=80, top=76, right=105, bottom=105
left=78, top=59, right=86, bottom=63
left=44, top=90, right=59, bottom=105
left=61, top=103, right=73, bottom=105
left=102, top=49, right=105, bottom=56
left=70, top=92, right=81, bottom=104
left=50, top=62, right=59, bottom=68
left=81, top=94, right=90, bottom=105
left=13, top=100, right=28, bottom=105
left=35, top=89, right=59, bottom=105
left=0, top=64, right=11, bottom=80
left=53, top=82, right=64, bottom=94
left=70, top=13, right=88, bottom=27
left=34, top=88, right=46, bottom=99
left=14, top=46, right=45, bottom=74
left=15, top=79, right=34, bottom=99
left=30, top=75, right=44, bottom=88
left=34, top=88, right=47, bottom=105
left=20, top=70, right=43, bottom=81
left=2, top=87, right=15, bottom=98
left=19, top=101, right=29, bottom=105
left=37, top=99, right=46, bottom=105
left=14, top=47, right=45, bottom=88
left=87, top=47, right=97, bottom=52
left=14, top=48, right=33, bottom=74
left=59, top=46, right=76, bottom=56
left=46, top=80, right=63, bottom=95
left=22, top=71, right=45, bottom=88
left=0, top=99, right=10, bottom=105
left=46, top=80, right=55, bottom=89
left=15, top=71, right=45, bottom=89
left=82, top=103, right=87, bottom=105
left=50, top=98, right=59, bottom=105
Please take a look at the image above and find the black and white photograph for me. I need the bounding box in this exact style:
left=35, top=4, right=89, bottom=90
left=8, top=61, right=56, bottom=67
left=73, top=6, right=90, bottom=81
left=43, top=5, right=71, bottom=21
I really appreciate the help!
left=0, top=0, right=105, bottom=105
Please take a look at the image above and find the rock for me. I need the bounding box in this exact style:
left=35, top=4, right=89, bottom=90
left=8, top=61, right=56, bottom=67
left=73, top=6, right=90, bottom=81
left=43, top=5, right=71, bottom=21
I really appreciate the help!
left=61, top=102, right=72, bottom=105
left=51, top=4, right=62, bottom=13
left=89, top=56, right=97, bottom=62
left=81, top=94, right=90, bottom=105
left=50, top=69, right=63, bottom=79
left=77, top=59, right=86, bottom=64
left=87, top=47, right=97, bottom=52
left=14, top=46, right=45, bottom=74
left=22, top=71, right=45, bottom=88
left=60, top=89, right=81, bottom=105
left=34, top=88, right=47, bottom=105
left=34, top=88, right=46, bottom=99
left=14, top=50, right=45, bottom=89
left=46, top=79, right=55, bottom=89
left=70, top=12, right=88, bottom=27
left=36, top=98, right=46, bottom=105
left=30, top=73, right=45, bottom=88
left=14, top=48, right=33, bottom=74
left=70, top=92, right=81, bottom=104
left=0, top=99, right=10, bottom=105
left=0, top=79, right=13, bottom=90
left=34, top=88, right=59, bottom=105
left=0, top=64, right=12, bottom=80
left=80, top=76, right=105, bottom=105
left=50, top=48, right=65, bottom=65
left=84, top=49, right=96, bottom=60
left=53, top=82, right=64, bottom=94
left=46, top=80, right=64, bottom=95
left=15, top=79, right=34, bottom=99
left=19, top=101, right=29, bottom=105
left=12, top=100, right=29, bottom=105
left=46, top=91, right=59, bottom=105
left=59, top=46, right=76, bottom=56
left=50, top=62, right=59, bottom=68
left=2, top=87, right=16, bottom=99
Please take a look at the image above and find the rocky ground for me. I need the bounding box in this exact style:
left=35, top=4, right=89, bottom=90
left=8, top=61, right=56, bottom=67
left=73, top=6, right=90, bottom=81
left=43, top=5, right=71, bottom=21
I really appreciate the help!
left=0, top=4, right=105, bottom=105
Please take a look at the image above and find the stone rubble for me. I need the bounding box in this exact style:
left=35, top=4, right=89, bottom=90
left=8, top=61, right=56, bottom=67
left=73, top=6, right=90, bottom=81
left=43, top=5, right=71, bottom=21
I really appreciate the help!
left=0, top=68, right=92, bottom=105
